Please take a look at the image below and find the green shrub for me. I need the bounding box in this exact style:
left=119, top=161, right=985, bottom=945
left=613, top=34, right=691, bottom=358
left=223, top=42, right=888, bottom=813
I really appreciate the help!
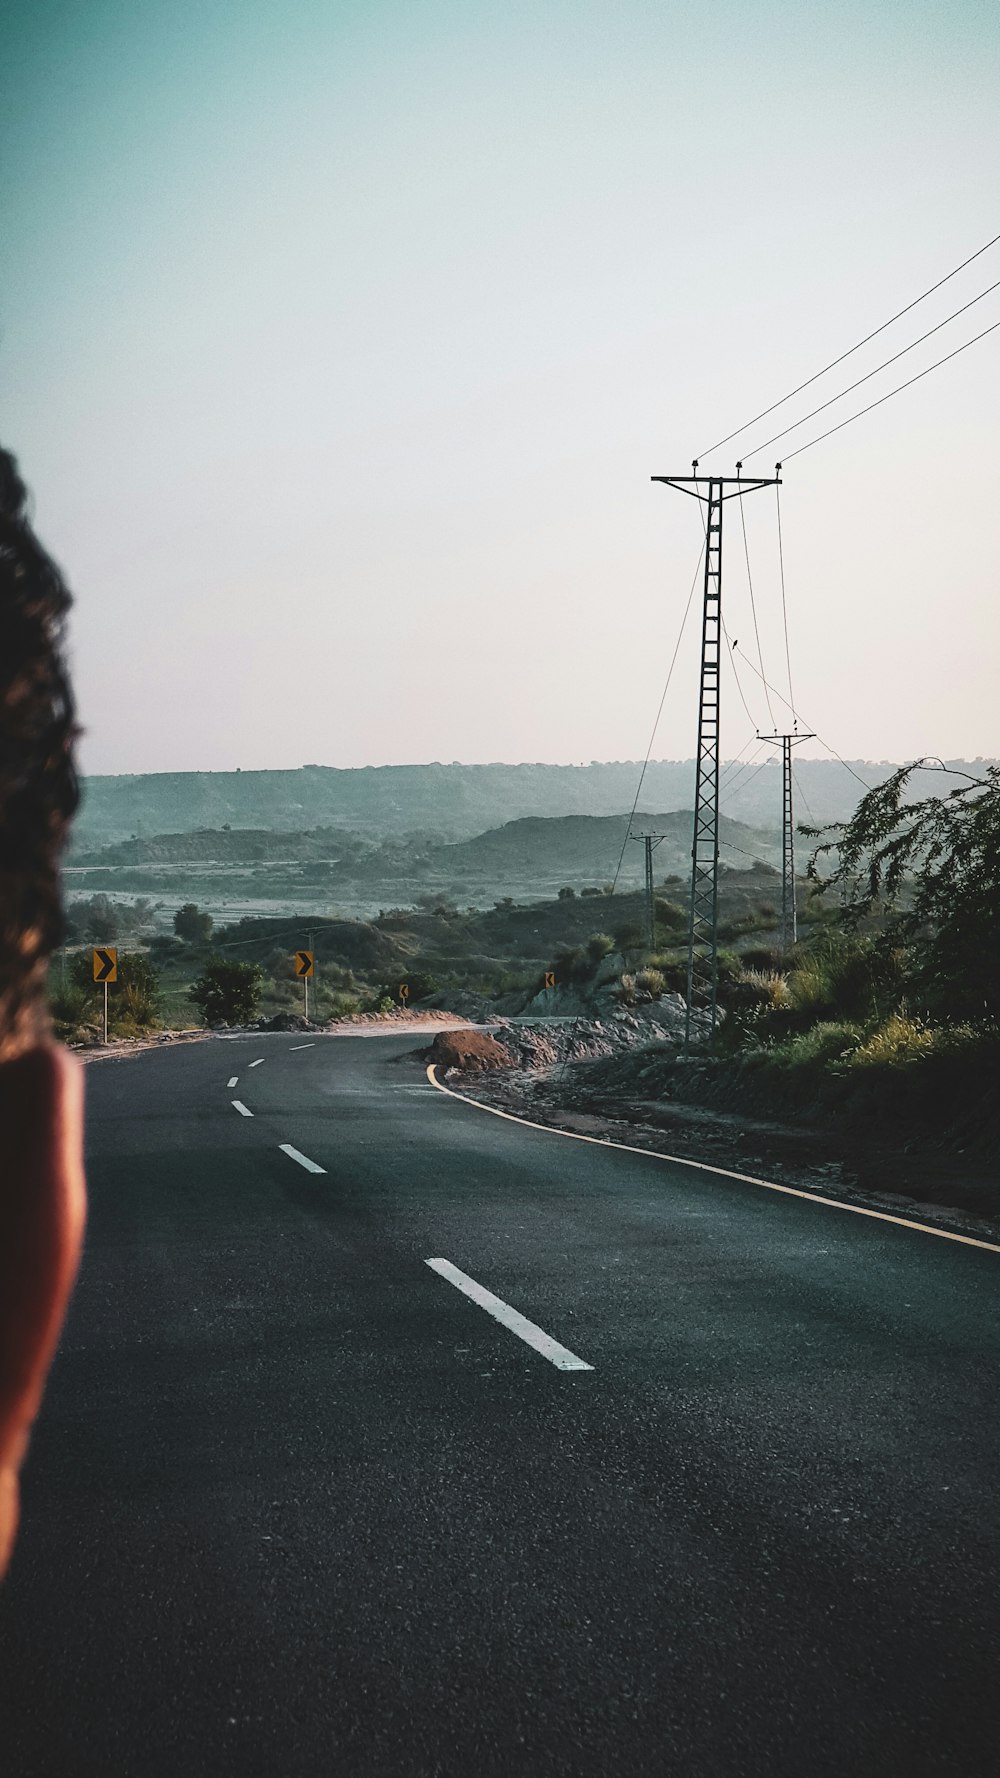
left=555, top=944, right=585, bottom=979
left=787, top=962, right=829, bottom=1013
left=644, top=953, right=688, bottom=994
left=117, top=955, right=162, bottom=1029
left=635, top=967, right=666, bottom=1000
left=49, top=984, right=95, bottom=1039
left=586, top=932, right=615, bottom=963
left=173, top=903, right=213, bottom=944
left=771, top=1021, right=865, bottom=1068
left=736, top=968, right=791, bottom=1012
left=846, top=1012, right=940, bottom=1069
left=740, top=945, right=785, bottom=972
left=189, top=958, right=263, bottom=1027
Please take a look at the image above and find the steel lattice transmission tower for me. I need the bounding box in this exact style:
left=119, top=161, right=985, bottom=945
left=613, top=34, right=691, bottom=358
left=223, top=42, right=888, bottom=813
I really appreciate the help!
left=629, top=831, right=667, bottom=949
left=651, top=462, right=781, bottom=1050
left=758, top=732, right=814, bottom=949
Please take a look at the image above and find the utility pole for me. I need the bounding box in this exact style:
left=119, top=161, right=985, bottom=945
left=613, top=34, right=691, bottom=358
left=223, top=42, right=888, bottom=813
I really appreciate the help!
left=757, top=731, right=814, bottom=949
left=629, top=832, right=666, bottom=950
left=651, top=461, right=781, bottom=1051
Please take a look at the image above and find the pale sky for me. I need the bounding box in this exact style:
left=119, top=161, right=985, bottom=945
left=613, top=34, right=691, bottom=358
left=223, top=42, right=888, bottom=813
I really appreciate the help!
left=2, top=0, right=997, bottom=777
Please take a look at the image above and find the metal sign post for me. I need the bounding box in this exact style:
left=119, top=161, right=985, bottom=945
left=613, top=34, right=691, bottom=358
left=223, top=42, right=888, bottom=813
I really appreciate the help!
left=92, top=947, right=118, bottom=1045
left=295, top=950, right=315, bottom=1020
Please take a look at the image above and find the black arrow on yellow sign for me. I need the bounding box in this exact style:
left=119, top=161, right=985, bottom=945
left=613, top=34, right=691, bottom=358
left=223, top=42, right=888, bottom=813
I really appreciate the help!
left=543, top=970, right=556, bottom=990
left=295, top=950, right=315, bottom=978
left=92, top=947, right=118, bottom=983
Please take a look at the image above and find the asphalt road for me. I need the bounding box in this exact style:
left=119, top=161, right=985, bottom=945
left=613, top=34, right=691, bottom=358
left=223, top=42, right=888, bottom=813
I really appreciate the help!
left=2, top=1033, right=999, bottom=1777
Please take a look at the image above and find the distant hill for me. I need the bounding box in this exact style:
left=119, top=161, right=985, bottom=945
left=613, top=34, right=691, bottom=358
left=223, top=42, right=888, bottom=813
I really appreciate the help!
left=67, top=808, right=780, bottom=920
left=71, top=757, right=994, bottom=851
left=73, top=825, right=374, bottom=867
left=428, top=811, right=780, bottom=884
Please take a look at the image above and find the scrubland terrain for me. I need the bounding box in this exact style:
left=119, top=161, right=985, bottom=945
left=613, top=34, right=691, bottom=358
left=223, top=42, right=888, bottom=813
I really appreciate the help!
left=56, top=761, right=1000, bottom=1225
left=65, top=810, right=780, bottom=923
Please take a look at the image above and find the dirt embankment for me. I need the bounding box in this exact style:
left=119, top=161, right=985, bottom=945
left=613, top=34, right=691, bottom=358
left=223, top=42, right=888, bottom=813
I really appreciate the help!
left=427, top=1029, right=517, bottom=1072
left=427, top=1003, right=692, bottom=1078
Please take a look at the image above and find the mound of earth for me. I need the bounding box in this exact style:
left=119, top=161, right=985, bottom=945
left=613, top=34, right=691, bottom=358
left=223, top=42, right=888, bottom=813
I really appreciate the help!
left=428, top=1030, right=515, bottom=1073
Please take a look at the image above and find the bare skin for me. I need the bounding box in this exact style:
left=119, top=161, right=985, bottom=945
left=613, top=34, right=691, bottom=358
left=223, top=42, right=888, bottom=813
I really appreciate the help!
left=0, top=1044, right=86, bottom=1576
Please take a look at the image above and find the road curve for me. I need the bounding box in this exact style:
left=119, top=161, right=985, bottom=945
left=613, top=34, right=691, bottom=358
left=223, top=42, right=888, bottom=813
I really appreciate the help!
left=1, top=1032, right=998, bottom=1778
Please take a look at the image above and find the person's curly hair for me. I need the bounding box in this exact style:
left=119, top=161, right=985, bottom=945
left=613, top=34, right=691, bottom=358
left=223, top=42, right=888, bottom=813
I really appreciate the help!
left=0, top=448, right=78, bottom=1059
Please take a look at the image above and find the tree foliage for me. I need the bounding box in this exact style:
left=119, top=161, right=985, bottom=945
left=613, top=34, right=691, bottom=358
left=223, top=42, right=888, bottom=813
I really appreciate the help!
left=189, top=958, right=263, bottom=1027
left=173, top=902, right=214, bottom=944
left=810, top=760, right=1000, bottom=1018
left=65, top=894, right=157, bottom=941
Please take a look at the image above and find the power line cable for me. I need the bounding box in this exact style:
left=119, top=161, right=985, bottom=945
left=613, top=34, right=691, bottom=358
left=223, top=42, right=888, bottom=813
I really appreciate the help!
left=718, top=836, right=782, bottom=871
left=209, top=920, right=320, bottom=950
left=721, top=755, right=767, bottom=802
left=722, top=754, right=768, bottom=803
left=556, top=528, right=703, bottom=1081
left=782, top=317, right=1000, bottom=462
left=775, top=484, right=795, bottom=716
left=729, top=641, right=872, bottom=792
left=741, top=276, right=1000, bottom=460
left=722, top=733, right=761, bottom=776
left=737, top=495, right=775, bottom=725
left=698, top=227, right=1000, bottom=457
left=609, top=533, right=705, bottom=895
left=720, top=752, right=774, bottom=806
left=719, top=733, right=762, bottom=787
left=791, top=765, right=816, bottom=827
left=722, top=627, right=760, bottom=731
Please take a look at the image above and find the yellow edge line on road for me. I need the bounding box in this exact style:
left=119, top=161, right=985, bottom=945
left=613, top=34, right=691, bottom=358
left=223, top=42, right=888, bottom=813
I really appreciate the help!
left=426, top=1064, right=1000, bottom=1257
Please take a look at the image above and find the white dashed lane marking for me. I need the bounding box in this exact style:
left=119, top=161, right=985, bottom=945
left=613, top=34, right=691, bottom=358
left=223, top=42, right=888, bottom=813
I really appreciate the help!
left=248, top=1058, right=265, bottom=1069
left=279, top=1144, right=326, bottom=1175
left=425, top=1259, right=594, bottom=1373
left=289, top=1043, right=315, bottom=1051
left=227, top=1076, right=239, bottom=1088
left=232, top=1100, right=254, bottom=1118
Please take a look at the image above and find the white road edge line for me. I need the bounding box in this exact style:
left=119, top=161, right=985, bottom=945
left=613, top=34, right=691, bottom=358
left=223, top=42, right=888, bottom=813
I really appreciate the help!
left=248, top=1058, right=265, bottom=1068
left=279, top=1144, right=326, bottom=1175
left=425, top=1065, right=1000, bottom=1258
left=288, top=1043, right=315, bottom=1051
left=231, top=1100, right=253, bottom=1118
left=426, top=1258, right=593, bottom=1372
left=227, top=1076, right=239, bottom=1088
